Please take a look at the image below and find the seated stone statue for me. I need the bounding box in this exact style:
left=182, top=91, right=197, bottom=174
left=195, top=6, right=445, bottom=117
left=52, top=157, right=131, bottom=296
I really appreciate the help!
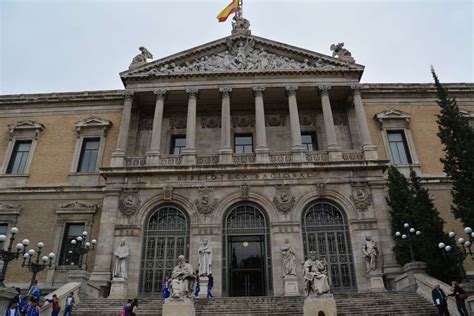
left=304, top=254, right=330, bottom=296
left=169, top=255, right=196, bottom=299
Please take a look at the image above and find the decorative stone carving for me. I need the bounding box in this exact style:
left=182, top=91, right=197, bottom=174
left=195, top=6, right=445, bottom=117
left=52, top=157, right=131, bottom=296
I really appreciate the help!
left=273, top=185, right=296, bottom=213
left=0, top=202, right=23, bottom=214
left=241, top=184, right=249, bottom=198
left=304, top=254, right=330, bottom=296
left=231, top=115, right=254, bottom=128
left=299, top=114, right=316, bottom=126
left=375, top=109, right=411, bottom=130
left=138, top=117, right=153, bottom=131
left=330, top=42, right=355, bottom=63
left=231, top=14, right=251, bottom=35
left=160, top=157, right=183, bottom=166
left=306, top=152, right=328, bottom=162
left=169, top=255, right=196, bottom=299
left=362, top=236, right=379, bottom=274
left=74, top=116, right=112, bottom=137
left=163, top=186, right=173, bottom=201
left=265, top=114, right=286, bottom=127
left=8, top=120, right=44, bottom=140
left=113, top=239, right=130, bottom=279
left=194, top=187, right=218, bottom=215
left=200, top=116, right=221, bottom=128
left=170, top=117, right=187, bottom=129
left=196, top=155, right=219, bottom=165
left=59, top=201, right=98, bottom=211
left=233, top=153, right=256, bottom=164
left=118, top=189, right=141, bottom=217
left=351, top=183, right=371, bottom=211
left=198, top=239, right=212, bottom=276
left=129, top=46, right=153, bottom=69
left=342, top=151, right=364, bottom=161
left=316, top=183, right=326, bottom=197
left=281, top=240, right=296, bottom=276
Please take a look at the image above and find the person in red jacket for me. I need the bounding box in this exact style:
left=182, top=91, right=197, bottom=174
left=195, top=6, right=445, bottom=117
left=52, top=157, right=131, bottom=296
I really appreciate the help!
left=46, top=294, right=61, bottom=316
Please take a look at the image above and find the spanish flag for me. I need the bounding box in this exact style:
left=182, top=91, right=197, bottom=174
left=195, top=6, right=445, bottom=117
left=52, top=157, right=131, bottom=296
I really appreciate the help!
left=217, top=0, right=241, bottom=22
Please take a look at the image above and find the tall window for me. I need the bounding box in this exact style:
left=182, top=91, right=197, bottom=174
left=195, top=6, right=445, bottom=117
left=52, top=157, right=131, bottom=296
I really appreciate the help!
left=77, top=138, right=100, bottom=172
left=387, top=130, right=412, bottom=165
left=59, top=223, right=85, bottom=265
left=7, top=140, right=32, bottom=174
left=301, top=132, right=318, bottom=151
left=234, top=134, right=253, bottom=153
left=0, top=224, right=7, bottom=237
left=170, top=135, right=186, bottom=155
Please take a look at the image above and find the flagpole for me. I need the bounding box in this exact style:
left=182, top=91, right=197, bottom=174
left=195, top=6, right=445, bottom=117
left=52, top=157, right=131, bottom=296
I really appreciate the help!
left=240, top=0, right=243, bottom=18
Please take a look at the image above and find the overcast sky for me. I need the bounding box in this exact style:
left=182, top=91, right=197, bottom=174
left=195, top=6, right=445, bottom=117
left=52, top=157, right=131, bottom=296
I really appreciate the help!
left=0, top=0, right=472, bottom=95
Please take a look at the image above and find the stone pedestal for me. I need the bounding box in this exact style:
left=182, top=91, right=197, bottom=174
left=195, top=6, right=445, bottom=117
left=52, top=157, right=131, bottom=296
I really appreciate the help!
left=198, top=276, right=209, bottom=298
left=283, top=275, right=300, bottom=296
left=163, top=297, right=195, bottom=316
left=67, top=270, right=91, bottom=299
left=403, top=261, right=426, bottom=292
left=108, top=277, right=127, bottom=299
left=0, top=287, right=17, bottom=315
left=328, top=148, right=342, bottom=161
left=367, top=271, right=386, bottom=292
left=303, top=294, right=337, bottom=316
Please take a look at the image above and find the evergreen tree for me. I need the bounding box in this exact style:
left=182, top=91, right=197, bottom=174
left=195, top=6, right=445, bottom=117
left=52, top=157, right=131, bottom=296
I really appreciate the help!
left=387, top=166, right=460, bottom=282
left=432, top=68, right=474, bottom=228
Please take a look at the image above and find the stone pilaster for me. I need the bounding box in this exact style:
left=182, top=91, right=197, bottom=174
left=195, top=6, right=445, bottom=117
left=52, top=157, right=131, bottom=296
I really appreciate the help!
left=219, top=87, right=233, bottom=164
left=182, top=88, right=198, bottom=165
left=111, top=92, right=133, bottom=167
left=253, top=86, right=269, bottom=163
left=318, top=85, right=342, bottom=161
left=286, top=86, right=306, bottom=162
left=351, top=85, right=378, bottom=160
left=146, top=89, right=167, bottom=165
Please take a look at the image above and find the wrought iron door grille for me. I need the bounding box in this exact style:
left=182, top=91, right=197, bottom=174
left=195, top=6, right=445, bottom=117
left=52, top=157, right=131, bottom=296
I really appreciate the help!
left=139, top=205, right=190, bottom=296
left=302, top=201, right=357, bottom=293
left=222, top=203, right=273, bottom=296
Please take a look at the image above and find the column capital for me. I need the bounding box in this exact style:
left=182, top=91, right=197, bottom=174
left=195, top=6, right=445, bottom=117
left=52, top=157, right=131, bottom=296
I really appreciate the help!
left=350, top=84, right=361, bottom=95
left=318, top=85, right=331, bottom=95
left=153, top=89, right=167, bottom=100
left=219, top=87, right=232, bottom=97
left=285, top=86, right=298, bottom=96
left=253, top=86, right=265, bottom=97
left=124, top=91, right=134, bottom=101
left=186, top=88, right=199, bottom=98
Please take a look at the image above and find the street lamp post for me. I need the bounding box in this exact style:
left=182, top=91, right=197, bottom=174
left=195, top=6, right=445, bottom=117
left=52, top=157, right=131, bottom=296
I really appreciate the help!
left=68, top=230, right=96, bottom=269
left=0, top=227, right=29, bottom=287
left=394, top=222, right=422, bottom=262
left=22, top=242, right=55, bottom=287
left=438, top=227, right=474, bottom=283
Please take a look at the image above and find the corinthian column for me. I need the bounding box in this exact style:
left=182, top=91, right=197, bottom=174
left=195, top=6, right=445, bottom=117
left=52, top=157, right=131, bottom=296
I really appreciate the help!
left=286, top=86, right=306, bottom=162
left=111, top=91, right=133, bottom=167
left=253, top=86, right=269, bottom=163
left=219, top=87, right=233, bottom=164
left=146, top=89, right=167, bottom=165
left=318, top=85, right=342, bottom=161
left=351, top=85, right=378, bottom=160
left=182, top=88, right=198, bottom=165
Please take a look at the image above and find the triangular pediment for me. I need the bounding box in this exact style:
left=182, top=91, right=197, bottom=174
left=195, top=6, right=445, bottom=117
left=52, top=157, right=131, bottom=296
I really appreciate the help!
left=375, top=109, right=411, bottom=121
left=120, top=34, right=364, bottom=82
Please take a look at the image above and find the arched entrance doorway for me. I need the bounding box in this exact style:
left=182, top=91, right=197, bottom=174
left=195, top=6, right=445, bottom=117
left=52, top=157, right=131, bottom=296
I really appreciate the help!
left=222, top=203, right=272, bottom=297
left=302, top=200, right=357, bottom=292
left=139, top=204, right=190, bottom=296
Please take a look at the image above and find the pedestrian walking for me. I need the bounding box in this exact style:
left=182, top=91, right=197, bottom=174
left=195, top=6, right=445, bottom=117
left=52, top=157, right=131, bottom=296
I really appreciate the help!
left=46, top=294, right=61, bottom=316
left=63, top=292, right=75, bottom=316
left=3, top=300, right=20, bottom=316
left=162, top=275, right=170, bottom=299
left=120, top=299, right=132, bottom=316
left=25, top=297, right=40, bottom=316
left=207, top=274, right=214, bottom=298
left=432, top=284, right=450, bottom=316
left=194, top=270, right=200, bottom=298
left=26, top=281, right=40, bottom=302
left=448, top=281, right=468, bottom=316
left=130, top=298, right=138, bottom=316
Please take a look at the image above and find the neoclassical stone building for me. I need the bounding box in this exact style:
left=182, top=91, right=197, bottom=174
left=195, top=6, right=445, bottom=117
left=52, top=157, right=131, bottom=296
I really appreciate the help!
left=0, top=19, right=473, bottom=298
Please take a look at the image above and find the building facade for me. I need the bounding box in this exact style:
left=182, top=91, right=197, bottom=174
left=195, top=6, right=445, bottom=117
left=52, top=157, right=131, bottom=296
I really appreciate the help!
left=1, top=19, right=473, bottom=298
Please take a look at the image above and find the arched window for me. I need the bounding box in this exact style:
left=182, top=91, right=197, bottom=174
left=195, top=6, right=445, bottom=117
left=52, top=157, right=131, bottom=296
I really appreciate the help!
left=222, top=203, right=273, bottom=296
left=302, top=200, right=356, bottom=292
left=139, top=204, right=190, bottom=296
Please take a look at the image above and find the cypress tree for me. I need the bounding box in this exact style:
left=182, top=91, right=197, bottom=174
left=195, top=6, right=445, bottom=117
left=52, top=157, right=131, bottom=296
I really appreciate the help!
left=432, top=68, right=474, bottom=228
left=387, top=166, right=460, bottom=282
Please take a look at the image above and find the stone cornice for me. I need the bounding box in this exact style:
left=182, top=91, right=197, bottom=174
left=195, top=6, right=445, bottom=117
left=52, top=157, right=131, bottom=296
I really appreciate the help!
left=360, top=83, right=474, bottom=95
left=0, top=90, right=125, bottom=106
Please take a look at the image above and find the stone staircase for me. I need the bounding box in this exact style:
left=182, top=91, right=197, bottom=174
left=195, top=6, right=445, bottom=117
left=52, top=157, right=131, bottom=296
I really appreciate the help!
left=74, top=292, right=438, bottom=315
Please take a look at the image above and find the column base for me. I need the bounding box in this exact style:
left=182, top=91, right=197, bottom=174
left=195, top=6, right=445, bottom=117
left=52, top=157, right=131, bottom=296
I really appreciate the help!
left=327, top=146, right=342, bottom=161
left=367, top=271, right=387, bottom=292
left=182, top=149, right=196, bottom=165
left=362, top=144, right=378, bottom=160
left=109, top=277, right=128, bottom=299
left=218, top=148, right=233, bottom=164
left=291, top=145, right=307, bottom=163
left=283, top=275, right=300, bottom=296
left=255, top=147, right=269, bottom=163
left=111, top=151, right=125, bottom=167
left=304, top=294, right=337, bottom=316
left=163, top=298, right=195, bottom=316
left=146, top=150, right=161, bottom=165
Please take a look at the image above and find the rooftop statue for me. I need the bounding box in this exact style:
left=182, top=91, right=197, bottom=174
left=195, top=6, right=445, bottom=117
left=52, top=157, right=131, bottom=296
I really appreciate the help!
left=231, top=13, right=251, bottom=35
left=129, top=46, right=153, bottom=69
left=330, top=42, right=355, bottom=63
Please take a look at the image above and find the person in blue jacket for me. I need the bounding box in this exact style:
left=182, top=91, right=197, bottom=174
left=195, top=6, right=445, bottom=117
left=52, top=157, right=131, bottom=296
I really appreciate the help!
left=3, top=301, right=20, bottom=316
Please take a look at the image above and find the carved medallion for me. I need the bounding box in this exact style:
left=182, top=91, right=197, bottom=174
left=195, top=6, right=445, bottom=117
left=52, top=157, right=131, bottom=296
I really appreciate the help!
left=163, top=186, right=173, bottom=201
left=200, top=116, right=221, bottom=128
left=351, top=184, right=371, bottom=211
left=241, top=184, right=249, bottom=198
left=194, top=187, right=218, bottom=215
left=170, top=117, right=187, bottom=129
left=119, top=189, right=141, bottom=217
left=273, top=185, right=296, bottom=213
